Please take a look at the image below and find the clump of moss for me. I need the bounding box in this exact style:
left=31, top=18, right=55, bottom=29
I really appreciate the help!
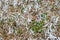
left=30, top=21, right=44, bottom=33
left=17, top=28, right=22, bottom=34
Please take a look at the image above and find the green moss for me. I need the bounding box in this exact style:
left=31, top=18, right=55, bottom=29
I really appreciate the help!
left=31, top=25, right=38, bottom=33
left=30, top=21, right=44, bottom=33
left=38, top=29, right=43, bottom=33
left=17, top=29, right=22, bottom=34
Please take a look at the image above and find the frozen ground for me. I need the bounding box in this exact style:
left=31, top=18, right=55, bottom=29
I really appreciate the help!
left=0, top=0, right=60, bottom=40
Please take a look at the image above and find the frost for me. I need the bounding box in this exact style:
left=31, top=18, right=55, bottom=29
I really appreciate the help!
left=0, top=0, right=60, bottom=40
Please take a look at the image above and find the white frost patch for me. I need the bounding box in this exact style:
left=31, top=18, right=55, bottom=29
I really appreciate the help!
left=34, top=3, right=39, bottom=11
left=28, top=37, right=32, bottom=40
left=44, top=23, right=49, bottom=27
left=28, top=5, right=32, bottom=11
left=2, top=5, right=9, bottom=12
left=27, top=18, right=31, bottom=23
left=0, top=36, right=3, bottom=40
left=54, top=0, right=59, bottom=6
left=27, top=14, right=32, bottom=24
left=30, top=29, right=34, bottom=34
left=51, top=16, right=58, bottom=25
left=48, top=33, right=57, bottom=38
left=13, top=0, right=18, bottom=8
left=55, top=16, right=59, bottom=24
left=47, top=23, right=57, bottom=40
left=48, top=23, right=52, bottom=32
left=4, top=0, right=8, bottom=2
left=8, top=27, right=14, bottom=34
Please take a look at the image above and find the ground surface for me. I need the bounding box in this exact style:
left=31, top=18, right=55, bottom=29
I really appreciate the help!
left=0, top=0, right=60, bottom=40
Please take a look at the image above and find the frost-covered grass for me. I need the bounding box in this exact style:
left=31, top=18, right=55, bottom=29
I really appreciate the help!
left=0, top=0, right=60, bottom=40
